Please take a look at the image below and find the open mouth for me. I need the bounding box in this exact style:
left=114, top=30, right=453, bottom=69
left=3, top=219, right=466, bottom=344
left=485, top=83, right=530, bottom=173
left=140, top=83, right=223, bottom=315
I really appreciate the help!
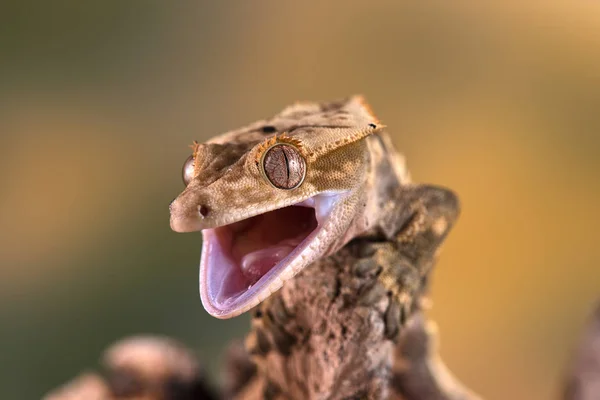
left=200, top=192, right=344, bottom=317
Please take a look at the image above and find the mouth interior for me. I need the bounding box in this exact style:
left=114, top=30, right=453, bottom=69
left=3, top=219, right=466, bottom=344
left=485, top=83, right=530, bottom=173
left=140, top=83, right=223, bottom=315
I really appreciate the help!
left=210, top=204, right=318, bottom=302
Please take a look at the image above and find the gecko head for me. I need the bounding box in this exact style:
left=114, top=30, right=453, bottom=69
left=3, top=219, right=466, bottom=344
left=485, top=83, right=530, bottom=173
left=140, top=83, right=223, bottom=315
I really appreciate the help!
left=169, top=96, right=383, bottom=318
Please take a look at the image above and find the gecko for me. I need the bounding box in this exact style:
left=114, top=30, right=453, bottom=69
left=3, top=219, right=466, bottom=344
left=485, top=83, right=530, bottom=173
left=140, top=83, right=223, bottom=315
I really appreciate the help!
left=45, top=96, right=480, bottom=400
left=169, top=96, right=479, bottom=399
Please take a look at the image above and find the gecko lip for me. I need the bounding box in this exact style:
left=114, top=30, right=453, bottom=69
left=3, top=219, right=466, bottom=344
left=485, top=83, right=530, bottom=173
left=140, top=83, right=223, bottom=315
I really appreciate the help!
left=200, top=192, right=344, bottom=318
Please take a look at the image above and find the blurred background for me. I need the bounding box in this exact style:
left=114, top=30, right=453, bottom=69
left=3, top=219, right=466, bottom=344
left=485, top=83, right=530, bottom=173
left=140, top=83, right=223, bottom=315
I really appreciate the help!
left=1, top=2, right=599, bottom=399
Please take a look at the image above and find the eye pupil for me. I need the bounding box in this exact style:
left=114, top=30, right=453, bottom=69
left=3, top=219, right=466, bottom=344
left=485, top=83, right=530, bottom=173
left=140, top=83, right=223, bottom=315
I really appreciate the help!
left=182, top=155, right=195, bottom=186
left=263, top=144, right=305, bottom=189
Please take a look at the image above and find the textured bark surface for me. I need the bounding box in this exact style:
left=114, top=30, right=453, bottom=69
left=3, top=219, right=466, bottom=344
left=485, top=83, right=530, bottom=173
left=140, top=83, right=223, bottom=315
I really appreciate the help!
left=46, top=291, right=600, bottom=400
left=228, top=239, right=480, bottom=400
left=44, top=250, right=481, bottom=400
left=239, top=243, right=397, bottom=399
left=45, top=204, right=486, bottom=400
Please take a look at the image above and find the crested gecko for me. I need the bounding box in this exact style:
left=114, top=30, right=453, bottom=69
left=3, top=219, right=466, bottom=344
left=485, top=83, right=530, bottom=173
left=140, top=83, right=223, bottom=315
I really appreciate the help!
left=169, top=96, right=480, bottom=399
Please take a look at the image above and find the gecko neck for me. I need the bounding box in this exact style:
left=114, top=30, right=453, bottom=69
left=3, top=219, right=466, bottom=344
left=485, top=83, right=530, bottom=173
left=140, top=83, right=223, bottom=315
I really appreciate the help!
left=362, top=132, right=410, bottom=236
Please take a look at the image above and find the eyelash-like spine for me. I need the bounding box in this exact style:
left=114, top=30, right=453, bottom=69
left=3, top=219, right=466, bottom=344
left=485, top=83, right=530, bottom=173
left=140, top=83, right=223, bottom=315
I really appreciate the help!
left=253, top=134, right=305, bottom=166
left=188, top=140, right=204, bottom=175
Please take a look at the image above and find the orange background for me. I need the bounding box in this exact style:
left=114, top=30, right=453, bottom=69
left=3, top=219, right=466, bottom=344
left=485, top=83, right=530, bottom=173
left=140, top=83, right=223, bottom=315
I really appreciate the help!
left=1, top=3, right=599, bottom=399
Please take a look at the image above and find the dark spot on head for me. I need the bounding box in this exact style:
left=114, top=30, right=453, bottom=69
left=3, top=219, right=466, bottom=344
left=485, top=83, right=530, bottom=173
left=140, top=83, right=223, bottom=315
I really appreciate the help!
left=369, top=123, right=377, bottom=129
left=198, top=205, right=209, bottom=218
left=386, top=290, right=393, bottom=297
left=261, top=125, right=277, bottom=133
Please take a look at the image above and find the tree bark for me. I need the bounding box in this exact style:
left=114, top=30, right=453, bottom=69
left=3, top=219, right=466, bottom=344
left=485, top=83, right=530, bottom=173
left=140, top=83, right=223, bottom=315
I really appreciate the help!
left=227, top=239, right=481, bottom=400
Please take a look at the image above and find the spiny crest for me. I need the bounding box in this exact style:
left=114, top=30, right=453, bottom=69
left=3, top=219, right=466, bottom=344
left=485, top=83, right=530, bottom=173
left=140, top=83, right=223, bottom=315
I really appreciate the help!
left=273, top=95, right=385, bottom=159
left=253, top=133, right=305, bottom=165
left=307, top=123, right=385, bottom=157
left=277, top=133, right=304, bottom=151
left=354, top=95, right=381, bottom=125
left=189, top=140, right=200, bottom=157
left=188, top=140, right=204, bottom=176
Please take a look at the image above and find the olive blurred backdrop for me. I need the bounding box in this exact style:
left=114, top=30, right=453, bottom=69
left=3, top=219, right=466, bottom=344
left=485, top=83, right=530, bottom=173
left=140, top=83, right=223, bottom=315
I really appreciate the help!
left=1, top=2, right=599, bottom=399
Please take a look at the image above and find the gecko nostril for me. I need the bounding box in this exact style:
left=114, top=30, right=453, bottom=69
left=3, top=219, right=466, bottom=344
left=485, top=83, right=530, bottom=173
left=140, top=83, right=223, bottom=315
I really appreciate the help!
left=198, top=205, right=210, bottom=218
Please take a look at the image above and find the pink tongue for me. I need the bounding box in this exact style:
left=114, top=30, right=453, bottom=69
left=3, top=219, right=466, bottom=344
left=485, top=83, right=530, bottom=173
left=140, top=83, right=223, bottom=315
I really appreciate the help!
left=240, top=238, right=302, bottom=285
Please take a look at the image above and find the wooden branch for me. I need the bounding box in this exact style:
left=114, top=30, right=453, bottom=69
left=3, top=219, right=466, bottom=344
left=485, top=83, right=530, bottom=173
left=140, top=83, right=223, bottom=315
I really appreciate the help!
left=232, top=239, right=481, bottom=400
left=45, top=244, right=482, bottom=400
left=46, top=240, right=481, bottom=400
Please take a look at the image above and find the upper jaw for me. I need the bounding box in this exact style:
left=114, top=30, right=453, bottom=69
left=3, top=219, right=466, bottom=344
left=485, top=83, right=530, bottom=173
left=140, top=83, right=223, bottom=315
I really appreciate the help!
left=169, top=192, right=319, bottom=234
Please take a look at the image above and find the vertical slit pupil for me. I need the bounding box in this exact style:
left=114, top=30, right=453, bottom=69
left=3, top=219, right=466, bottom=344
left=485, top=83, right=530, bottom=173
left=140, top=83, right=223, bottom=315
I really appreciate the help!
left=282, top=147, right=290, bottom=183
left=263, top=144, right=305, bottom=189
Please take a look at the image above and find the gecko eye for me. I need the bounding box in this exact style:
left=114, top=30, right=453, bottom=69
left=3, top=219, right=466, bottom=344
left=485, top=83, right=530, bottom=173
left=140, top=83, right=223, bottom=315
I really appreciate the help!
left=182, top=155, right=195, bottom=186
left=262, top=144, right=306, bottom=189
